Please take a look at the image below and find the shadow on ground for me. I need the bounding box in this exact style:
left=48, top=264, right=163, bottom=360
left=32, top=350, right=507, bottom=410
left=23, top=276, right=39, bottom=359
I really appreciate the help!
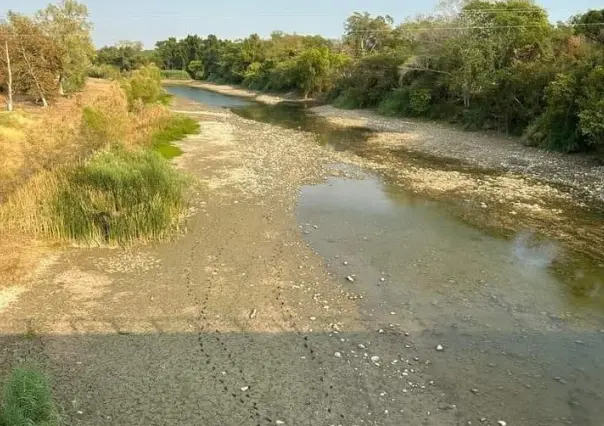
left=1, top=325, right=602, bottom=426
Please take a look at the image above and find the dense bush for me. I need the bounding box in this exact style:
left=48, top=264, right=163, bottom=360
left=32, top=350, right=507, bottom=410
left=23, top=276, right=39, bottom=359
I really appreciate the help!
left=120, top=65, right=164, bottom=109
left=0, top=367, right=60, bottom=426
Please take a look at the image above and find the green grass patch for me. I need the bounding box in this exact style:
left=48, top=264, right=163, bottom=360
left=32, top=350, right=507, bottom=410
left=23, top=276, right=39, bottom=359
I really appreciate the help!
left=151, top=115, right=200, bottom=159
left=0, top=367, right=60, bottom=426
left=157, top=92, right=174, bottom=106
left=160, top=70, right=191, bottom=80
left=52, top=147, right=188, bottom=245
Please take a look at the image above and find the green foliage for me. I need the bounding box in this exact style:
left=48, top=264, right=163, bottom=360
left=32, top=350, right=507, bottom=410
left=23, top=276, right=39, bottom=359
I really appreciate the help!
left=36, top=0, right=95, bottom=94
left=151, top=115, right=200, bottom=159
left=572, top=9, right=604, bottom=45
left=524, top=73, right=584, bottom=152
left=120, top=65, right=163, bottom=109
left=95, top=41, right=152, bottom=72
left=53, top=147, right=188, bottom=244
left=82, top=107, right=115, bottom=148
left=87, top=64, right=121, bottom=80
left=378, top=87, right=432, bottom=117
left=332, top=53, right=403, bottom=108
left=187, top=60, right=204, bottom=79
left=0, top=367, right=60, bottom=426
left=160, top=70, right=191, bottom=80
left=578, top=66, right=604, bottom=144
left=151, top=4, right=604, bottom=153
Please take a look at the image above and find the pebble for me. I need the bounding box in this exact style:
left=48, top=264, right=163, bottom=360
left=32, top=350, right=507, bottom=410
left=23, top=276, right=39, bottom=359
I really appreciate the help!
left=241, top=386, right=249, bottom=392
left=346, top=276, right=355, bottom=282
left=436, top=344, right=444, bottom=352
left=390, top=312, right=396, bottom=315
left=276, top=421, right=285, bottom=425
left=371, top=356, right=380, bottom=363
left=334, top=352, right=342, bottom=358
left=380, top=278, right=386, bottom=282
left=358, top=344, right=366, bottom=349
left=497, top=422, right=507, bottom=426
left=343, top=261, right=349, bottom=266
left=310, top=316, right=317, bottom=321
left=313, top=225, right=318, bottom=229
left=471, top=388, right=479, bottom=394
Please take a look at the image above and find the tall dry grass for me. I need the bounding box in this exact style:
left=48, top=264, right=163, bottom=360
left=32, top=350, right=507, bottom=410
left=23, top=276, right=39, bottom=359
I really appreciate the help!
left=0, top=77, right=196, bottom=284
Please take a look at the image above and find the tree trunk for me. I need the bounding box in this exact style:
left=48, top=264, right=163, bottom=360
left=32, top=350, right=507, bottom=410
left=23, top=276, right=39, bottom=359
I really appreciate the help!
left=58, top=74, right=65, bottom=96
left=19, top=42, right=48, bottom=107
left=4, top=40, right=13, bottom=112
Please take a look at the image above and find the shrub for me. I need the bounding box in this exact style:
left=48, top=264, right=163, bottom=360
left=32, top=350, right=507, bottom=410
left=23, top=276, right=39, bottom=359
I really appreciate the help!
left=151, top=115, right=200, bottom=159
left=377, top=87, right=432, bottom=117
left=51, top=147, right=188, bottom=245
left=0, top=367, right=60, bottom=426
left=160, top=70, right=191, bottom=80
left=121, top=65, right=163, bottom=109
left=524, top=72, right=586, bottom=152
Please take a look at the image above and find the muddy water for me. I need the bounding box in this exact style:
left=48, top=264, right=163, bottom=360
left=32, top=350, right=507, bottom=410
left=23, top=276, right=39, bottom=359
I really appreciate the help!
left=167, top=86, right=604, bottom=424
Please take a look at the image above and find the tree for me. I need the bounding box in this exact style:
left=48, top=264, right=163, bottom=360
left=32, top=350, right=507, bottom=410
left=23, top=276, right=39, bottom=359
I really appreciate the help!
left=0, top=23, right=14, bottom=111
left=8, top=13, right=62, bottom=107
left=294, top=46, right=348, bottom=98
left=96, top=41, right=146, bottom=71
left=572, top=9, right=604, bottom=45
left=36, top=0, right=94, bottom=94
left=344, top=12, right=394, bottom=56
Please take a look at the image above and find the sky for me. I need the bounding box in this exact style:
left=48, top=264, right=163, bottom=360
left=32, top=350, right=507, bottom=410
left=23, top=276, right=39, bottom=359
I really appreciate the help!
left=3, top=0, right=602, bottom=48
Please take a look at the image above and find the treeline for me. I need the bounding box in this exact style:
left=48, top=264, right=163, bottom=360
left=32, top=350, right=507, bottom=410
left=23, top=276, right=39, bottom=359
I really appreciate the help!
left=128, top=0, right=604, bottom=153
left=0, top=0, right=94, bottom=110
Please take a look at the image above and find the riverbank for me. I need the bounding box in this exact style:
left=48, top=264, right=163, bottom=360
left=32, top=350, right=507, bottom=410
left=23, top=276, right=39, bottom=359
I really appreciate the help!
left=189, top=82, right=604, bottom=204
left=312, top=105, right=604, bottom=204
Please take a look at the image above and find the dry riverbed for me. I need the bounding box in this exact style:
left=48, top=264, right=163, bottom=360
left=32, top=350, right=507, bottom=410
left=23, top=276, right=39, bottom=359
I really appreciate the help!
left=0, top=102, right=460, bottom=425
left=0, top=89, right=602, bottom=425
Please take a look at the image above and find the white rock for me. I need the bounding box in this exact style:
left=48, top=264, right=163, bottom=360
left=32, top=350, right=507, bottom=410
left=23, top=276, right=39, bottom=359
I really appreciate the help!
left=276, top=421, right=285, bottom=425
left=346, top=276, right=355, bottom=282
left=241, top=386, right=249, bottom=392
left=343, top=261, right=349, bottom=265
left=436, top=344, right=444, bottom=351
left=371, top=356, right=380, bottom=363
left=497, top=422, right=507, bottom=426
left=334, top=352, right=342, bottom=358
left=380, top=277, right=386, bottom=282
left=358, top=344, right=366, bottom=349
left=310, top=316, right=317, bottom=321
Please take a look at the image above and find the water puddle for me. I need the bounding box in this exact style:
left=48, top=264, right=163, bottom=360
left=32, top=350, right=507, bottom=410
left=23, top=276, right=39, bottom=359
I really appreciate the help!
left=297, top=168, right=604, bottom=325
left=297, top=169, right=604, bottom=425
left=165, top=85, right=253, bottom=108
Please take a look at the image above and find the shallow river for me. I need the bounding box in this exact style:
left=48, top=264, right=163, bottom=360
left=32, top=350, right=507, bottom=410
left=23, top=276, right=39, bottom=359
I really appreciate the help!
left=166, top=85, right=604, bottom=425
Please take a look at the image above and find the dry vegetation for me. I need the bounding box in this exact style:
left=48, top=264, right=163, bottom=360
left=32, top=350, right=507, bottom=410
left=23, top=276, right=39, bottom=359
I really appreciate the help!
left=0, top=78, right=193, bottom=288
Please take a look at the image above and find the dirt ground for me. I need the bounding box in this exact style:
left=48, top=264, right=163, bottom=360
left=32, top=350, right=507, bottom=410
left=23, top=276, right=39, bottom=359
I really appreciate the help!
left=0, top=103, right=463, bottom=425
